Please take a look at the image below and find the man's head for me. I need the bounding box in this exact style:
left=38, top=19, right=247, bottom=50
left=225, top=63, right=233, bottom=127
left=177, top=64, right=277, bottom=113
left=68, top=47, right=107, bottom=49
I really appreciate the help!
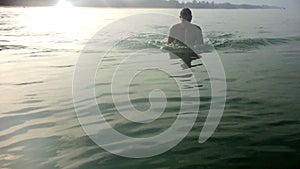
left=180, top=8, right=192, bottom=22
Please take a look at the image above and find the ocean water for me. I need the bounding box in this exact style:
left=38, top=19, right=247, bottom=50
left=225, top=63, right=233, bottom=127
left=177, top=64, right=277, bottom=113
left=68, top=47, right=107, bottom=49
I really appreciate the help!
left=0, top=7, right=300, bottom=169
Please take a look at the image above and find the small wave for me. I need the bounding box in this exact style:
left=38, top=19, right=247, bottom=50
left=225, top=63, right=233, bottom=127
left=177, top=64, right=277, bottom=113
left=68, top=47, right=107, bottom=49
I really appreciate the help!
left=207, top=32, right=300, bottom=51
left=15, top=81, right=44, bottom=86
left=210, top=33, right=235, bottom=39
left=0, top=45, right=26, bottom=51
left=49, top=65, right=74, bottom=68
left=0, top=26, right=24, bottom=31
left=210, top=37, right=290, bottom=50
left=113, top=33, right=300, bottom=53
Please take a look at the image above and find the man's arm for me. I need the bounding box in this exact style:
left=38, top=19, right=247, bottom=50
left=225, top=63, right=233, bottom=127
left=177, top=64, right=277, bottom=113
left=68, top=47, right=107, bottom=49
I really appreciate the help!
left=195, top=25, right=204, bottom=45
left=167, top=26, right=175, bottom=44
left=198, top=30, right=204, bottom=45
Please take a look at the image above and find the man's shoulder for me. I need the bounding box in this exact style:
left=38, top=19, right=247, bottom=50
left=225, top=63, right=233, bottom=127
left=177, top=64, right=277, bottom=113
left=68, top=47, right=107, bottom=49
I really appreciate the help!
left=170, top=23, right=182, bottom=29
left=170, top=23, right=202, bottom=32
left=193, top=24, right=202, bottom=31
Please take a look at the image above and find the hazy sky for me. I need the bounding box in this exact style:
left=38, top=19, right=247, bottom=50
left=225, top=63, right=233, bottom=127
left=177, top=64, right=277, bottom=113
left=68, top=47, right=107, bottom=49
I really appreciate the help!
left=181, top=0, right=300, bottom=9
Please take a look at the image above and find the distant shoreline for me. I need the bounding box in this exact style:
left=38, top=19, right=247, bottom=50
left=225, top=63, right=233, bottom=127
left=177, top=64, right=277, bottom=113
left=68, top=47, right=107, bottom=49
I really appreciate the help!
left=0, top=0, right=284, bottom=10
left=0, top=6, right=285, bottom=10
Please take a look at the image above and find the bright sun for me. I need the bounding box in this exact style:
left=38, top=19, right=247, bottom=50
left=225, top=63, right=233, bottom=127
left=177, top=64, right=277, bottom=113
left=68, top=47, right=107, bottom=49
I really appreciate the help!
left=55, top=0, right=73, bottom=8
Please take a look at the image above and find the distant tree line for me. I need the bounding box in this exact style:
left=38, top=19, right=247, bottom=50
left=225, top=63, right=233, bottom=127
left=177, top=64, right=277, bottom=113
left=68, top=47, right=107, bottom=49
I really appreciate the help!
left=0, top=0, right=282, bottom=9
left=71, top=0, right=281, bottom=9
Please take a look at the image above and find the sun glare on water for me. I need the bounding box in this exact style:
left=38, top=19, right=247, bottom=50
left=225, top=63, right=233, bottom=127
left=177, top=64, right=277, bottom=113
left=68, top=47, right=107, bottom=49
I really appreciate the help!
left=23, top=0, right=120, bottom=40
left=55, top=0, right=73, bottom=8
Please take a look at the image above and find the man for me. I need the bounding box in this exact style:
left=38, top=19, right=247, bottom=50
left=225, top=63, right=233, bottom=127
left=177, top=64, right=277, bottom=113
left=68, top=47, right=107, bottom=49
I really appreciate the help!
left=168, top=8, right=204, bottom=46
left=168, top=8, right=204, bottom=68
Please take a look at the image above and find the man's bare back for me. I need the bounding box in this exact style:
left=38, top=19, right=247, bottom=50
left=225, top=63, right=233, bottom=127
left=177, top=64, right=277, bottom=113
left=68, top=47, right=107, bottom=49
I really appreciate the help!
left=168, top=8, right=204, bottom=47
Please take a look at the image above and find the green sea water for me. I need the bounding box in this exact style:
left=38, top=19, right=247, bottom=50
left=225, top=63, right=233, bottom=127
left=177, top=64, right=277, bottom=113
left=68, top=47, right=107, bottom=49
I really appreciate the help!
left=0, top=7, right=299, bottom=169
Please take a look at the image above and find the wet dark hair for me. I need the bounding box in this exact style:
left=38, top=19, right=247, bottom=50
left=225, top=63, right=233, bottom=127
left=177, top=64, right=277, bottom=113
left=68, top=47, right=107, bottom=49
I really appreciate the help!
left=180, top=8, right=192, bottom=22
